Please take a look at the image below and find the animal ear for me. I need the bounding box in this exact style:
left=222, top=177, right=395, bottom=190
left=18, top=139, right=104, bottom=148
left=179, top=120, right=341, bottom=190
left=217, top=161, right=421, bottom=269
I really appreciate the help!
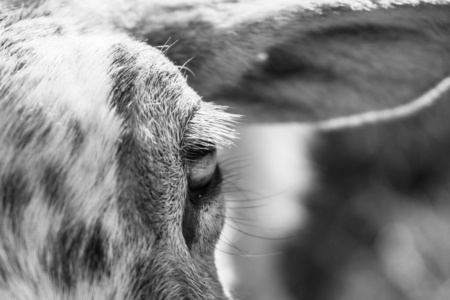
left=142, top=3, right=450, bottom=124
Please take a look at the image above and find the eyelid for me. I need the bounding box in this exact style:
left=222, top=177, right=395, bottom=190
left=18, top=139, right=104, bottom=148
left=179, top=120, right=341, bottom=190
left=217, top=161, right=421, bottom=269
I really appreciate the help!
left=182, top=101, right=239, bottom=155
left=187, top=150, right=217, bottom=191
left=183, top=139, right=216, bottom=160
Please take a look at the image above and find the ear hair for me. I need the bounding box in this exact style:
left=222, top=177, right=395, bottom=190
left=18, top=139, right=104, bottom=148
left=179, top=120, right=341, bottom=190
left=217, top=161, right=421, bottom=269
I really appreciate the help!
left=316, top=75, right=450, bottom=131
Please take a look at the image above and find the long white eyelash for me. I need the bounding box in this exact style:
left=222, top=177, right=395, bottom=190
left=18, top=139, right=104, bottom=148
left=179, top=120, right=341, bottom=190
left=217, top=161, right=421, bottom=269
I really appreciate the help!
left=184, top=102, right=240, bottom=150
left=316, top=75, right=450, bottom=131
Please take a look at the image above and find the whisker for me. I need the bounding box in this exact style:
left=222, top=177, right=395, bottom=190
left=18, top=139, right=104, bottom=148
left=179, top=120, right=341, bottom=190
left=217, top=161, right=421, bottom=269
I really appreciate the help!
left=225, top=221, right=295, bottom=241
left=220, top=214, right=260, bottom=224
left=227, top=203, right=268, bottom=210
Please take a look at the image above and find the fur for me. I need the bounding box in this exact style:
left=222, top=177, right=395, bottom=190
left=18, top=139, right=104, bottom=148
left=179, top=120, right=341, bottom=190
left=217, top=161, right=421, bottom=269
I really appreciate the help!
left=0, top=1, right=236, bottom=299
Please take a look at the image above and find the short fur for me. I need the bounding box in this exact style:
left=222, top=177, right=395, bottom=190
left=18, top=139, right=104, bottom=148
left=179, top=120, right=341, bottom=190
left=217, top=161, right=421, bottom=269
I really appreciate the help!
left=0, top=1, right=236, bottom=299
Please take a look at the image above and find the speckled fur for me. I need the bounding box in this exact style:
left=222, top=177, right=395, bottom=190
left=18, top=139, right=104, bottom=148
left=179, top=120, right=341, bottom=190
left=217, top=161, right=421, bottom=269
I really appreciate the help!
left=0, top=1, right=236, bottom=299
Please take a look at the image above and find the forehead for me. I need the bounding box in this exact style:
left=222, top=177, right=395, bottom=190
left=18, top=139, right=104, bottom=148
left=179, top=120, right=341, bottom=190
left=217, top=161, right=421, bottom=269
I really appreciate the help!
left=0, top=8, right=237, bottom=166
left=108, top=42, right=202, bottom=146
left=0, top=9, right=235, bottom=232
left=2, top=17, right=202, bottom=138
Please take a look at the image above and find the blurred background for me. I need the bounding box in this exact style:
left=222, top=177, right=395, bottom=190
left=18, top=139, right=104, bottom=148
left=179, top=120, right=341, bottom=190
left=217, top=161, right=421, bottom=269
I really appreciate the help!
left=217, top=124, right=313, bottom=300
left=216, top=115, right=450, bottom=300
left=216, top=120, right=450, bottom=300
left=216, top=124, right=312, bottom=300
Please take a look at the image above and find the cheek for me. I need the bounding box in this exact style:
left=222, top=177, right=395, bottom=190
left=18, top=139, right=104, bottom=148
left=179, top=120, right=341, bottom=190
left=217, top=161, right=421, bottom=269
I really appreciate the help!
left=182, top=160, right=226, bottom=248
left=199, top=194, right=226, bottom=243
left=182, top=193, right=225, bottom=252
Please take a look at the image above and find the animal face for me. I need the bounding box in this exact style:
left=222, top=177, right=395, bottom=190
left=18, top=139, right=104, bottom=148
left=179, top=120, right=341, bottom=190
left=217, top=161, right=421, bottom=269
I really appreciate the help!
left=0, top=2, right=236, bottom=299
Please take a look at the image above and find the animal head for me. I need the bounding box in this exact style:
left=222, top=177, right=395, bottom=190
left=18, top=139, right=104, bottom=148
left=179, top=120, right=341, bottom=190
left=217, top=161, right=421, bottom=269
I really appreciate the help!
left=0, top=1, right=236, bottom=299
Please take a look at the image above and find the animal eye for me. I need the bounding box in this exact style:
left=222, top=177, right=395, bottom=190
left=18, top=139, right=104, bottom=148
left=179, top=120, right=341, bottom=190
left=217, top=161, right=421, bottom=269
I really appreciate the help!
left=185, top=145, right=218, bottom=192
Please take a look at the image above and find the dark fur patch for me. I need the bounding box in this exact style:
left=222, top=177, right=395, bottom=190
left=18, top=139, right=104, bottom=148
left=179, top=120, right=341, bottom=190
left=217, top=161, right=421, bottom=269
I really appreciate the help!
left=81, top=222, right=110, bottom=281
left=46, top=223, right=85, bottom=289
left=109, top=45, right=162, bottom=232
left=0, top=240, right=24, bottom=284
left=182, top=201, right=199, bottom=250
left=68, top=119, right=85, bottom=156
left=0, top=37, right=14, bottom=50
left=10, top=108, right=51, bottom=150
left=0, top=169, right=32, bottom=234
left=45, top=221, right=109, bottom=290
left=115, top=131, right=159, bottom=229
left=109, top=44, right=139, bottom=116
left=40, top=163, right=68, bottom=210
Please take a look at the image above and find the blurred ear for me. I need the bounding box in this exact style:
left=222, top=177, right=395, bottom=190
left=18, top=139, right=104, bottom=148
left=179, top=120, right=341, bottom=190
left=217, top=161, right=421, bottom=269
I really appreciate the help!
left=139, top=2, right=450, bottom=123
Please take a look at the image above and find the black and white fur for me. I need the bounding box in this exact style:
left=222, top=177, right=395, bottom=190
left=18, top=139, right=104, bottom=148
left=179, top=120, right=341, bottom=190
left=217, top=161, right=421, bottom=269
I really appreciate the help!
left=0, top=1, right=236, bottom=299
